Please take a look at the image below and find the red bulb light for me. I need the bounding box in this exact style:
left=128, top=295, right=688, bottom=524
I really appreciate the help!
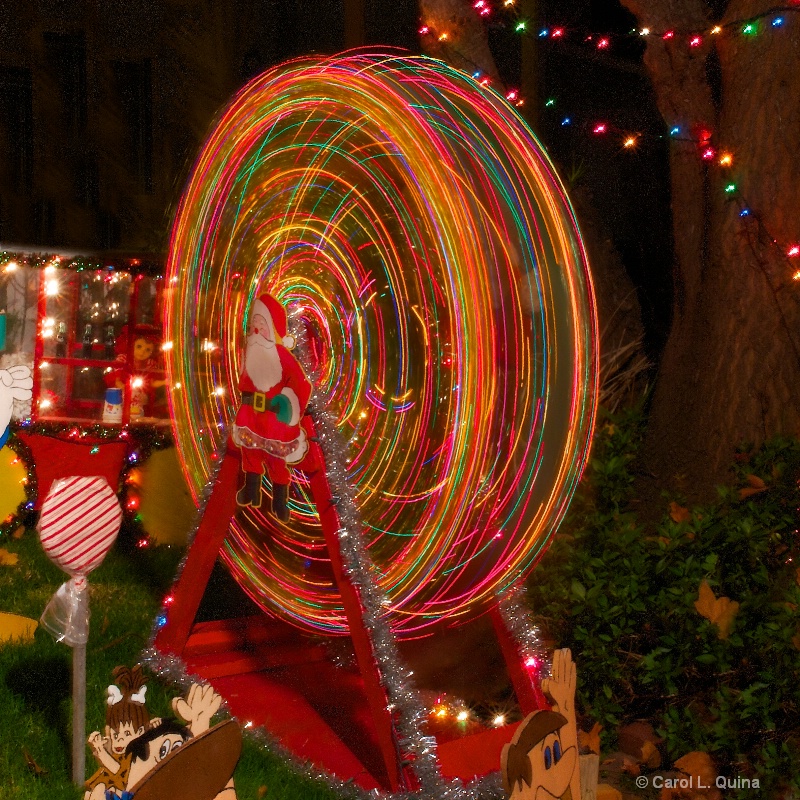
left=593, top=123, right=607, bottom=134
left=702, top=147, right=716, bottom=160
left=663, top=30, right=675, bottom=40
left=597, top=38, right=609, bottom=49
left=690, top=36, right=702, bottom=47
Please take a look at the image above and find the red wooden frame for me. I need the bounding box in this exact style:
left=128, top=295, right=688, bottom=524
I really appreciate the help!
left=154, top=415, right=545, bottom=792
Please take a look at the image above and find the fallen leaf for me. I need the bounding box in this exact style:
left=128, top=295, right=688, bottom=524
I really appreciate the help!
left=674, top=751, right=717, bottom=786
left=0, top=612, right=38, bottom=644
left=620, top=753, right=640, bottom=776
left=22, top=747, right=48, bottom=777
left=0, top=548, right=19, bottom=566
left=694, top=581, right=739, bottom=640
left=739, top=474, right=768, bottom=499
left=792, top=633, right=800, bottom=651
left=257, top=786, right=268, bottom=798
left=618, top=720, right=662, bottom=763
left=669, top=502, right=691, bottom=523
left=578, top=722, right=602, bottom=755
left=658, top=784, right=685, bottom=800
left=642, top=739, right=662, bottom=769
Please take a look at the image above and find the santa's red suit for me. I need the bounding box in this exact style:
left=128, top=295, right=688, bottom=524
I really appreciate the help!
left=232, top=294, right=312, bottom=489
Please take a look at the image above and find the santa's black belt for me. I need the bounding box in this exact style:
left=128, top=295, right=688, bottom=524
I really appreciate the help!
left=241, top=391, right=268, bottom=412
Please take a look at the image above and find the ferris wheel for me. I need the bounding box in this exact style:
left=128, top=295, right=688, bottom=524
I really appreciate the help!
left=152, top=52, right=597, bottom=796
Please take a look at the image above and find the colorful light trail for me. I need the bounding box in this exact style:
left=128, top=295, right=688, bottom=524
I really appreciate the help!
left=165, top=52, right=597, bottom=637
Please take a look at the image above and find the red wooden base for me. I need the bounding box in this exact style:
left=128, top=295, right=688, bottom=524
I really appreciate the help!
left=171, top=614, right=523, bottom=790
left=153, top=414, right=545, bottom=793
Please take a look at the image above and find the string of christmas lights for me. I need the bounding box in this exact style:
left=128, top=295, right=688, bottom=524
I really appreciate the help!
left=419, top=9, right=800, bottom=285
left=164, top=51, right=598, bottom=639
left=451, top=1, right=800, bottom=54
left=0, top=250, right=163, bottom=277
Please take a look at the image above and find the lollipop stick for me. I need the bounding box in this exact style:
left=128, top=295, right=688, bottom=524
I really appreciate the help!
left=72, top=638, right=86, bottom=785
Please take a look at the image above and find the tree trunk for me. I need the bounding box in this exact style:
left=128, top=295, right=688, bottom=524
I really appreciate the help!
left=620, top=0, right=800, bottom=502
left=418, top=0, right=503, bottom=81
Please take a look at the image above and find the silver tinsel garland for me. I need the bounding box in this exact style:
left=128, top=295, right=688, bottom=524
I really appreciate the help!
left=496, top=584, right=551, bottom=681
left=308, top=399, right=444, bottom=796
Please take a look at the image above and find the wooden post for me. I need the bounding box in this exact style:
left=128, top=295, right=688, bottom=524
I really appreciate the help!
left=304, top=415, right=409, bottom=792
left=489, top=605, right=548, bottom=714
left=72, top=639, right=86, bottom=785
left=579, top=753, right=599, bottom=800
left=344, top=0, right=365, bottom=48
left=153, top=448, right=242, bottom=655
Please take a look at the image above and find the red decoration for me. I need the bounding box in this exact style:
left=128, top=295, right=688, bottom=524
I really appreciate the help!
left=154, top=422, right=545, bottom=792
left=18, top=432, right=128, bottom=510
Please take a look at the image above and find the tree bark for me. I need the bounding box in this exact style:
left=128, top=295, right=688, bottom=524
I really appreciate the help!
left=620, top=0, right=800, bottom=502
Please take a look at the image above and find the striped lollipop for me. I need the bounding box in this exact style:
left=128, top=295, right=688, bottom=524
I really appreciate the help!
left=38, top=476, right=122, bottom=576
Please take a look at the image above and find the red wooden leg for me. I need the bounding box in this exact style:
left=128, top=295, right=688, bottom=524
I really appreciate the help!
left=490, top=605, right=549, bottom=714
left=304, top=416, right=407, bottom=792
left=154, top=449, right=242, bottom=656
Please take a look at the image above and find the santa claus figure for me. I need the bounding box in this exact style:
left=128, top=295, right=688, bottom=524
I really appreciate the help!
left=232, top=293, right=312, bottom=520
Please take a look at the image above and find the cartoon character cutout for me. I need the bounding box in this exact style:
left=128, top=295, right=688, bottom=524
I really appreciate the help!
left=501, top=649, right=581, bottom=800
left=231, top=293, right=312, bottom=521
left=0, top=365, right=32, bottom=448
left=125, top=682, right=240, bottom=800
left=85, top=665, right=152, bottom=800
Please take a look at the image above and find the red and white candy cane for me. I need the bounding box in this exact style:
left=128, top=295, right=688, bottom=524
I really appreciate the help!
left=38, top=476, right=122, bottom=576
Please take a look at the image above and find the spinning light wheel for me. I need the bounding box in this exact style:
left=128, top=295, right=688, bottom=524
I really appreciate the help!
left=156, top=52, right=597, bottom=794
left=164, top=52, right=597, bottom=639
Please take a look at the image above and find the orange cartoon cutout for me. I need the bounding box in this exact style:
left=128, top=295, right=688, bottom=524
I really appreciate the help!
left=126, top=682, right=241, bottom=800
left=501, top=648, right=581, bottom=800
left=85, top=666, right=152, bottom=800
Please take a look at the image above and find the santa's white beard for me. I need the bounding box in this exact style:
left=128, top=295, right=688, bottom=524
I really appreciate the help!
left=245, top=336, right=282, bottom=391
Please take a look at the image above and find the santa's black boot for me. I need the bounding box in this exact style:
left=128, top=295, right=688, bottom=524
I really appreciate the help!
left=237, top=472, right=262, bottom=508
left=272, top=482, right=290, bottom=521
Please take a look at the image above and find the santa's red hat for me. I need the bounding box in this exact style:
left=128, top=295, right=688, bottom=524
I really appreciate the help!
left=252, top=293, right=295, bottom=349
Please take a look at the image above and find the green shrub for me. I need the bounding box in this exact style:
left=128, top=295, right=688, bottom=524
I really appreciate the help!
left=527, top=409, right=800, bottom=797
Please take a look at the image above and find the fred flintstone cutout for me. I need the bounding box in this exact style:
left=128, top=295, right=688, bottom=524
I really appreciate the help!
left=501, top=649, right=581, bottom=800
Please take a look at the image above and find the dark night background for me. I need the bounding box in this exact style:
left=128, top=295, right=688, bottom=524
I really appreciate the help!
left=0, top=0, right=670, bottom=359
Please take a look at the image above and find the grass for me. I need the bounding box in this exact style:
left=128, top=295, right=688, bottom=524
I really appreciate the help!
left=0, top=529, right=337, bottom=800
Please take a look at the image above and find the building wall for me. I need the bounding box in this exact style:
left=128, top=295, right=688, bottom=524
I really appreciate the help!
left=0, top=0, right=371, bottom=253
